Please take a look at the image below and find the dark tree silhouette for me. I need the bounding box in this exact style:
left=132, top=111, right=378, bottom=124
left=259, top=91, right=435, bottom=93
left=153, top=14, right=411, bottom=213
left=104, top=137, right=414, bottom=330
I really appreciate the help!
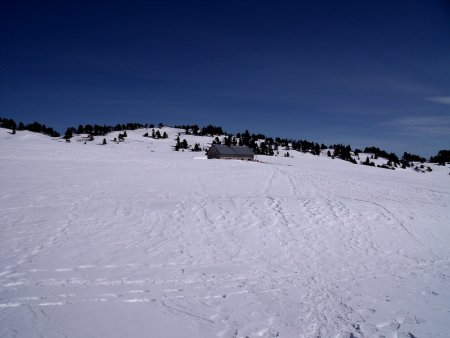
left=430, top=150, right=450, bottom=165
left=64, top=128, right=73, bottom=140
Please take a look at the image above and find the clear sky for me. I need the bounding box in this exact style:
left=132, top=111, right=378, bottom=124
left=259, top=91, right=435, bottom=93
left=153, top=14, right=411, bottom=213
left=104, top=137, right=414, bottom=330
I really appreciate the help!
left=1, top=0, right=449, bottom=156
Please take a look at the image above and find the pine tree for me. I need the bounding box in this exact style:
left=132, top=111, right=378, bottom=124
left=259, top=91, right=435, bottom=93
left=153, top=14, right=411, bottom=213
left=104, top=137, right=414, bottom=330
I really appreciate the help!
left=260, top=142, right=268, bottom=155
left=192, top=143, right=201, bottom=152
left=103, top=138, right=107, bottom=145
left=64, top=128, right=73, bottom=140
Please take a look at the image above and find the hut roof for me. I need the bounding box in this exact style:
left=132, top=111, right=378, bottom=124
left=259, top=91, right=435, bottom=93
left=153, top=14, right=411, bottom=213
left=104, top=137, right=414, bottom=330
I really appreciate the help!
left=210, top=144, right=254, bottom=156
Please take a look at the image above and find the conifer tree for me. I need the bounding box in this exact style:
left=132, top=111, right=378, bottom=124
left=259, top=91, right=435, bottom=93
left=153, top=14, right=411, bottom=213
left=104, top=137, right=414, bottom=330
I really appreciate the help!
left=64, top=128, right=73, bottom=140
left=260, top=142, right=268, bottom=154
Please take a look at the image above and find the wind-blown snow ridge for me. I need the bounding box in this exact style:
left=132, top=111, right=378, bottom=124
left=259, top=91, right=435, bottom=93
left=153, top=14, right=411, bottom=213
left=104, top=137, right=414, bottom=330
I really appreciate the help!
left=1, top=128, right=449, bottom=338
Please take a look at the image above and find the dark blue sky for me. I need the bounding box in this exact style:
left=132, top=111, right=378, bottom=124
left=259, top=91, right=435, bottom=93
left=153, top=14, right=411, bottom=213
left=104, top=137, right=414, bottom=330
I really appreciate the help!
left=1, top=0, right=449, bottom=156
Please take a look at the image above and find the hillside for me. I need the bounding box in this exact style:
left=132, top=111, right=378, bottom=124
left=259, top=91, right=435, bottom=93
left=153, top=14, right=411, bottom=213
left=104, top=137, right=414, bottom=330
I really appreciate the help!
left=1, top=127, right=449, bottom=338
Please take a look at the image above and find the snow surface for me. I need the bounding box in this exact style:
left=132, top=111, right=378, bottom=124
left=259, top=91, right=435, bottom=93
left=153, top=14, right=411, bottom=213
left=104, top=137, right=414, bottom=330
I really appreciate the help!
left=1, top=128, right=449, bottom=338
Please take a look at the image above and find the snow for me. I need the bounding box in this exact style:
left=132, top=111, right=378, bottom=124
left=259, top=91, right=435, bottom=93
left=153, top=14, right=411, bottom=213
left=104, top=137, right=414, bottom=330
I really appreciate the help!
left=1, top=127, right=449, bottom=338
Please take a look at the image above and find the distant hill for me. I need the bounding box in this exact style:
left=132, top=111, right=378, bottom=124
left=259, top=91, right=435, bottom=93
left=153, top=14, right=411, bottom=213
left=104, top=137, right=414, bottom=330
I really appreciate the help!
left=1, top=116, right=448, bottom=173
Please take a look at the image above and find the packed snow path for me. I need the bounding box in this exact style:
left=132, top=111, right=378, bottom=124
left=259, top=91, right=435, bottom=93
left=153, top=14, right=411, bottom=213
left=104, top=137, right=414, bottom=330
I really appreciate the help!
left=1, top=129, right=449, bottom=337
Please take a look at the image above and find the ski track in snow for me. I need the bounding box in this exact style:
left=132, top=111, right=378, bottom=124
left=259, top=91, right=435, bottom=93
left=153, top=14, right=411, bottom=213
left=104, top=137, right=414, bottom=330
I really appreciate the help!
left=1, top=128, right=450, bottom=338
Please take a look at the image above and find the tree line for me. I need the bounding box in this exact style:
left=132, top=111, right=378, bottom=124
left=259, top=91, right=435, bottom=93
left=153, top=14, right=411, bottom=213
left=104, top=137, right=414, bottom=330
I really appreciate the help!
left=0, top=117, right=60, bottom=137
left=1, top=117, right=448, bottom=164
left=64, top=123, right=149, bottom=139
left=174, top=124, right=225, bottom=137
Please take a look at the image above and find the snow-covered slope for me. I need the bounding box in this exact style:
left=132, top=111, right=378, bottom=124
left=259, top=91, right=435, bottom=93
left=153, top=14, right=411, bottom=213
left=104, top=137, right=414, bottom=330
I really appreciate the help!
left=1, top=128, right=449, bottom=338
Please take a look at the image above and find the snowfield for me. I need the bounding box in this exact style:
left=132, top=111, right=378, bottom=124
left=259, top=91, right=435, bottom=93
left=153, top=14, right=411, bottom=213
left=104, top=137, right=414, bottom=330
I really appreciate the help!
left=1, top=127, right=449, bottom=338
